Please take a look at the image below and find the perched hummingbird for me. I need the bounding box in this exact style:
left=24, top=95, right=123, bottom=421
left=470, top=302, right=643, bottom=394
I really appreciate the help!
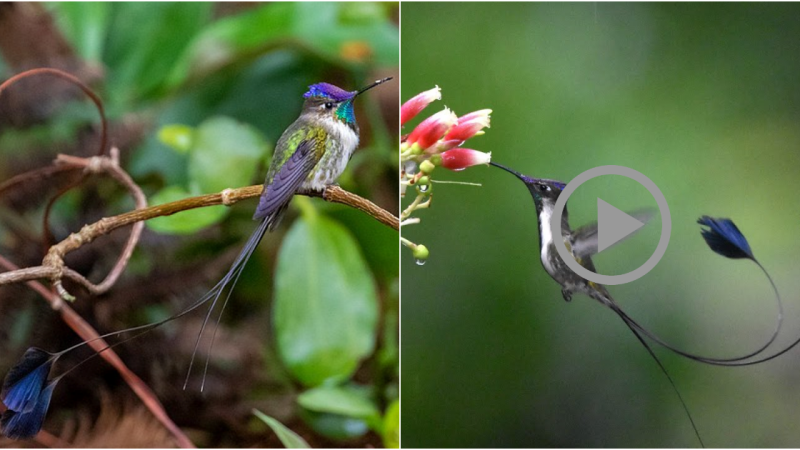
left=0, top=78, right=393, bottom=440
left=185, top=77, right=393, bottom=388
left=255, top=77, right=392, bottom=229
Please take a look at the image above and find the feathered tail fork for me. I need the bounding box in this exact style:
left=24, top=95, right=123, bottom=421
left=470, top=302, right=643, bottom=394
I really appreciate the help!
left=590, top=216, right=789, bottom=447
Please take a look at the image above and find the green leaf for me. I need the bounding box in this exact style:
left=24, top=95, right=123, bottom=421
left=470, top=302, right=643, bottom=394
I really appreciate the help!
left=188, top=116, right=270, bottom=194
left=382, top=400, right=400, bottom=448
left=157, top=124, right=195, bottom=153
left=103, top=3, right=213, bottom=102
left=165, top=2, right=398, bottom=91
left=298, top=385, right=380, bottom=423
left=298, top=409, right=369, bottom=441
left=252, top=409, right=310, bottom=449
left=164, top=3, right=294, bottom=90
left=291, top=2, right=399, bottom=67
left=274, top=214, right=379, bottom=387
left=46, top=2, right=111, bottom=62
left=146, top=185, right=227, bottom=235
left=331, top=207, right=399, bottom=280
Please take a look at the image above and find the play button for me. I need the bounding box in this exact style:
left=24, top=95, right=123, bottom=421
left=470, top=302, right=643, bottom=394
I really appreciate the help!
left=596, top=198, right=645, bottom=253
left=550, top=165, right=672, bottom=285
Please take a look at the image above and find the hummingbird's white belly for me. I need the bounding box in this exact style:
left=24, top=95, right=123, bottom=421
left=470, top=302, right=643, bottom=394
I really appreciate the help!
left=304, top=119, right=359, bottom=190
left=539, top=207, right=554, bottom=273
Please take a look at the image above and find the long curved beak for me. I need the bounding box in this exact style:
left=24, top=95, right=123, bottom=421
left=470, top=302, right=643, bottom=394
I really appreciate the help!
left=489, top=161, right=531, bottom=183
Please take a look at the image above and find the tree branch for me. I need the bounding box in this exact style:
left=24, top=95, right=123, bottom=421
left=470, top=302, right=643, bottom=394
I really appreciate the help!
left=0, top=171, right=398, bottom=298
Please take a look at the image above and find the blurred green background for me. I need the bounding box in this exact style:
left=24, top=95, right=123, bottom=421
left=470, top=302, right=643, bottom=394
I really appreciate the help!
left=0, top=2, right=397, bottom=447
left=401, top=3, right=800, bottom=447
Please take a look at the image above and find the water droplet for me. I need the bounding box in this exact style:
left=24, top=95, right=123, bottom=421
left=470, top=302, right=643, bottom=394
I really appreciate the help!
left=415, top=258, right=426, bottom=266
left=404, top=160, right=419, bottom=176
left=417, top=184, right=429, bottom=193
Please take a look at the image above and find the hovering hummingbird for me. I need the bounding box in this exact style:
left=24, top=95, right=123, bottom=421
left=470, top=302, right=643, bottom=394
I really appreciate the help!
left=489, top=161, right=800, bottom=447
left=488, top=161, right=654, bottom=305
left=0, top=77, right=393, bottom=439
left=487, top=161, right=705, bottom=444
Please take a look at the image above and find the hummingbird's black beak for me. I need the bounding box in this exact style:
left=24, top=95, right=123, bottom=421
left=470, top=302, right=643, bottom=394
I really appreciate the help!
left=354, top=77, right=393, bottom=97
left=489, top=161, right=532, bottom=183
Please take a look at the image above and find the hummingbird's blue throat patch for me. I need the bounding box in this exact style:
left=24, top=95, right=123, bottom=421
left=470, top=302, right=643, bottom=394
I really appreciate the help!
left=304, top=82, right=355, bottom=102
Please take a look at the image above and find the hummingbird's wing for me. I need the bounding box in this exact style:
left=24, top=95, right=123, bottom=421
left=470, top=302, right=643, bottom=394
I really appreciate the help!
left=571, top=208, right=656, bottom=258
left=253, top=139, right=318, bottom=224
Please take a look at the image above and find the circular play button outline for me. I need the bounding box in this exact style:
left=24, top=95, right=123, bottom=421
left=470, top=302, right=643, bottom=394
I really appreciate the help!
left=550, top=165, right=671, bottom=285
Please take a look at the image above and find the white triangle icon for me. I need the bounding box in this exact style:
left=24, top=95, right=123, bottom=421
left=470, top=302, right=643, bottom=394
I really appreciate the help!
left=597, top=198, right=645, bottom=253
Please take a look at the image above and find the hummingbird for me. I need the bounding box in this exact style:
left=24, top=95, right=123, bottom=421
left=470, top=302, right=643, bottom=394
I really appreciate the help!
left=490, top=161, right=790, bottom=364
left=487, top=161, right=706, bottom=445
left=183, top=77, right=393, bottom=389
left=488, top=161, right=653, bottom=305
left=255, top=77, right=393, bottom=229
left=0, top=78, right=393, bottom=439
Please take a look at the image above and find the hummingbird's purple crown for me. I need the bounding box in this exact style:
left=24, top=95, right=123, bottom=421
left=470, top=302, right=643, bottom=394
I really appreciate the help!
left=304, top=83, right=355, bottom=101
left=525, top=176, right=566, bottom=191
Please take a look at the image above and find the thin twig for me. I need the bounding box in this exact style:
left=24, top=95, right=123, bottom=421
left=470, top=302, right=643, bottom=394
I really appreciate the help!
left=0, top=68, right=108, bottom=157
left=318, top=185, right=398, bottom=230
left=0, top=164, right=78, bottom=197
left=0, top=183, right=398, bottom=294
left=54, top=149, right=148, bottom=295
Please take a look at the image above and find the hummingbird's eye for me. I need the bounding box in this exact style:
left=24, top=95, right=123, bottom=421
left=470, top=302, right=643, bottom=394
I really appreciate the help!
left=537, top=184, right=550, bottom=192
left=323, top=102, right=335, bottom=109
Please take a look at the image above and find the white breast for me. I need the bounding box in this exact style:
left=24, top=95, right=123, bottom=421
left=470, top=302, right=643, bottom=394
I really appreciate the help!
left=539, top=207, right=553, bottom=270
left=304, top=118, right=359, bottom=190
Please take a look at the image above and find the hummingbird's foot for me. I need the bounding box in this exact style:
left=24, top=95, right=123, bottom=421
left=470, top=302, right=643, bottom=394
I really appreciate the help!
left=561, top=288, right=573, bottom=302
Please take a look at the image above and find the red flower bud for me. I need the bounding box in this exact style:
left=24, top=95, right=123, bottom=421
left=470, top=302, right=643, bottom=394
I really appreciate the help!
left=401, top=86, right=441, bottom=125
left=440, top=148, right=492, bottom=171
left=443, top=109, right=492, bottom=142
left=406, top=108, right=458, bottom=151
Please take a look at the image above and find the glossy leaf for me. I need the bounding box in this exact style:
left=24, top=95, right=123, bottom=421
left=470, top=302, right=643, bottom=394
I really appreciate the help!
left=252, top=409, right=310, bottom=449
left=46, top=3, right=111, bottom=62
left=146, top=186, right=227, bottom=235
left=157, top=124, right=195, bottom=153
left=274, top=213, right=378, bottom=387
left=332, top=207, right=399, bottom=280
left=382, top=399, right=400, bottom=448
left=297, top=385, right=381, bottom=423
left=188, top=116, right=270, bottom=194
left=103, top=3, right=212, bottom=101
left=165, top=2, right=398, bottom=91
left=290, top=2, right=398, bottom=66
left=297, top=408, right=369, bottom=441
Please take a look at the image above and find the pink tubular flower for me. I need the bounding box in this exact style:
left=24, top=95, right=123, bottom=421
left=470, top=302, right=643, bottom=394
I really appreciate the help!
left=401, top=86, right=442, bottom=125
left=406, top=108, right=458, bottom=151
left=439, top=148, right=492, bottom=171
left=443, top=109, right=492, bottom=142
